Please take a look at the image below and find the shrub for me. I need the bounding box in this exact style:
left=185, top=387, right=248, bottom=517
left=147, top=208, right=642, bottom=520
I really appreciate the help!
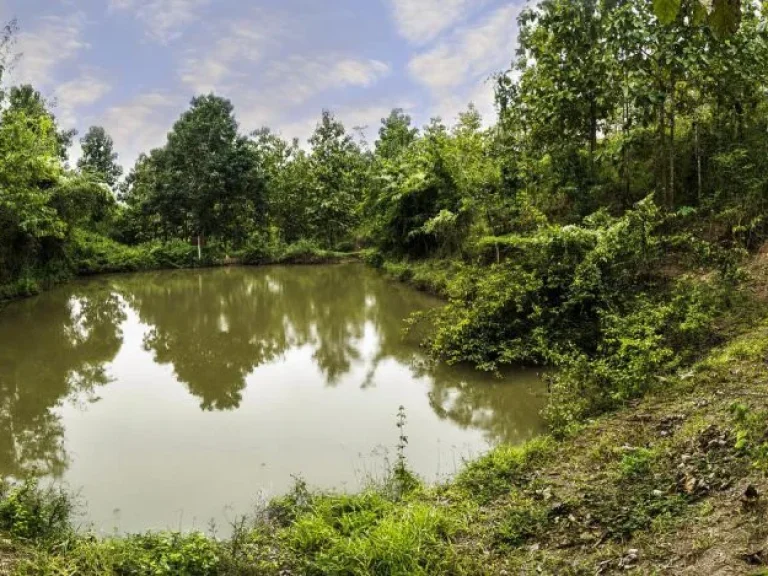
left=0, top=480, right=73, bottom=542
left=68, top=229, right=154, bottom=274
left=148, top=239, right=199, bottom=269
left=277, top=239, right=331, bottom=264
left=414, top=197, right=739, bottom=431
left=239, top=231, right=275, bottom=265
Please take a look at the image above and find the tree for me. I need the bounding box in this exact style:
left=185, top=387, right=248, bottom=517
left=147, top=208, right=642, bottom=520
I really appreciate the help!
left=119, top=95, right=265, bottom=248
left=308, top=110, right=365, bottom=248
left=0, top=101, right=65, bottom=283
left=7, top=85, right=76, bottom=161
left=78, top=126, right=123, bottom=188
left=375, top=109, right=418, bottom=160
left=165, top=95, right=263, bottom=247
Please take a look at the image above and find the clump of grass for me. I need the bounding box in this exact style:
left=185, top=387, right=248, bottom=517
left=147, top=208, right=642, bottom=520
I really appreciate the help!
left=281, top=499, right=461, bottom=576
left=493, top=494, right=548, bottom=548
left=731, top=402, right=768, bottom=472
left=454, top=436, right=556, bottom=504
left=617, top=447, right=658, bottom=481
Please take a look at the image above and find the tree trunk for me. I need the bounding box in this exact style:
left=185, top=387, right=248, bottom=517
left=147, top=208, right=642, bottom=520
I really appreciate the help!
left=695, top=120, right=702, bottom=204
left=669, top=74, right=676, bottom=208
left=623, top=99, right=631, bottom=205
left=657, top=98, right=667, bottom=205
left=589, top=98, right=598, bottom=158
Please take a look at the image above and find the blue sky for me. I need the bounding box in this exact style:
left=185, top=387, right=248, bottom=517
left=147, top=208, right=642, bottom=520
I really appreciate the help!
left=1, top=0, right=524, bottom=168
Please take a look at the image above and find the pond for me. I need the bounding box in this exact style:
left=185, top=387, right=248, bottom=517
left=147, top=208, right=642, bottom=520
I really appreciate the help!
left=0, top=264, right=546, bottom=534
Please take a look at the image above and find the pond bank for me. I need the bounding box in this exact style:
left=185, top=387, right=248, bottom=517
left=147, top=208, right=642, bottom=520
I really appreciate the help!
left=2, top=317, right=768, bottom=574
left=0, top=231, right=360, bottom=305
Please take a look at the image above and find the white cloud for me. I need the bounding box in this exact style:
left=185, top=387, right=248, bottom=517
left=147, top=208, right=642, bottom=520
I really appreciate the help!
left=179, top=21, right=273, bottom=95
left=266, top=56, right=391, bottom=106
left=409, top=4, right=518, bottom=90
left=389, top=0, right=488, bottom=44
left=109, top=0, right=210, bottom=43
left=53, top=73, right=112, bottom=128
left=11, top=13, right=88, bottom=89
left=408, top=4, right=520, bottom=125
left=233, top=55, right=391, bottom=139
left=98, top=92, right=185, bottom=169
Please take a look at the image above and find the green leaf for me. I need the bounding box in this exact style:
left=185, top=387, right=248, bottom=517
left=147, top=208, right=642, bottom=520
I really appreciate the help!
left=653, top=0, right=682, bottom=25
left=709, top=0, right=741, bottom=37
left=691, top=1, right=708, bottom=26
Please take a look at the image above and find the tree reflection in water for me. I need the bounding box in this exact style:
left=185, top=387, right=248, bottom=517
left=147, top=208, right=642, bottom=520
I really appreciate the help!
left=0, top=279, right=125, bottom=478
left=0, top=265, right=546, bottom=480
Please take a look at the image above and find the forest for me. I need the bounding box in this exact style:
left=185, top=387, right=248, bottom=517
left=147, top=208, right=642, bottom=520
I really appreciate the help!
left=2, top=0, right=768, bottom=573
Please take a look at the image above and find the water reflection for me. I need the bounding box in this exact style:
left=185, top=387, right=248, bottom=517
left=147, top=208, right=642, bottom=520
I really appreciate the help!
left=116, top=267, right=374, bottom=409
left=425, top=363, right=546, bottom=444
left=0, top=282, right=124, bottom=477
left=0, top=265, right=546, bottom=492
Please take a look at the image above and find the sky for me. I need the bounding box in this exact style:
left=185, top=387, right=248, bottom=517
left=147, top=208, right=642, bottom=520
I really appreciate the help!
left=1, top=0, right=525, bottom=169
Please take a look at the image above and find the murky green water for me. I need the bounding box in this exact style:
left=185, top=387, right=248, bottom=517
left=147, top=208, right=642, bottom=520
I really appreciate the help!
left=0, top=265, right=545, bottom=533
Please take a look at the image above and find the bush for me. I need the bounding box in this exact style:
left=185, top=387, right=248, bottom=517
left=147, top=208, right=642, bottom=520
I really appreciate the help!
left=362, top=249, right=385, bottom=269
left=277, top=239, right=333, bottom=264
left=0, top=276, right=42, bottom=300
left=67, top=230, right=155, bottom=274
left=546, top=276, right=733, bottom=433
left=148, top=239, right=200, bottom=269
left=239, top=231, right=275, bottom=265
left=409, top=198, right=740, bottom=432
left=0, top=480, right=73, bottom=543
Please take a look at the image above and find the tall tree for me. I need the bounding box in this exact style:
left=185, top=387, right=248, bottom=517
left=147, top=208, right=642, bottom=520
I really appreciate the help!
left=78, top=126, right=123, bottom=188
left=375, top=109, right=418, bottom=160
left=8, top=85, right=76, bottom=161
left=121, top=94, right=265, bottom=248
left=308, top=110, right=364, bottom=248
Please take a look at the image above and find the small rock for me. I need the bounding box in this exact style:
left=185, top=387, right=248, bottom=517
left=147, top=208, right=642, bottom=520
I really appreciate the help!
left=740, top=549, right=766, bottom=565
left=619, top=548, right=640, bottom=568
left=742, top=485, right=760, bottom=510
left=683, top=475, right=699, bottom=494
left=549, top=502, right=567, bottom=516
left=652, top=489, right=664, bottom=497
